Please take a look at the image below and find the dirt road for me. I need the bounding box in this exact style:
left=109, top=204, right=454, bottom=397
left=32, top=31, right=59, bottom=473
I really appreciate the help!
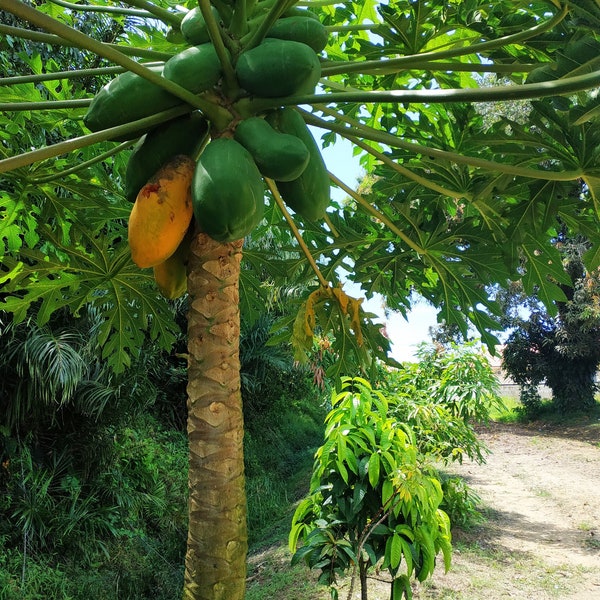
left=415, top=421, right=600, bottom=599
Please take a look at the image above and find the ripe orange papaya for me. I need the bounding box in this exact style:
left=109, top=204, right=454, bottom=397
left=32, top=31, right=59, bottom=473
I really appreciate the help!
left=128, top=155, right=195, bottom=268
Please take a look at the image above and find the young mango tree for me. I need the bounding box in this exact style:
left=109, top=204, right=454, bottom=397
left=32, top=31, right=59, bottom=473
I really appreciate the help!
left=1, top=0, right=600, bottom=598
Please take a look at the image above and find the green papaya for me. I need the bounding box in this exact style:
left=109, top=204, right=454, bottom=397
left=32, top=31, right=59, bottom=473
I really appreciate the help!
left=266, top=108, right=330, bottom=221
left=163, top=44, right=224, bottom=94
left=192, top=138, right=265, bottom=242
left=124, top=112, right=209, bottom=202
left=236, top=39, right=321, bottom=98
left=283, top=7, right=320, bottom=20
left=153, top=227, right=193, bottom=299
left=83, top=66, right=180, bottom=140
left=180, top=6, right=220, bottom=45
left=267, top=17, right=329, bottom=53
left=233, top=117, right=309, bottom=182
left=165, top=25, right=186, bottom=44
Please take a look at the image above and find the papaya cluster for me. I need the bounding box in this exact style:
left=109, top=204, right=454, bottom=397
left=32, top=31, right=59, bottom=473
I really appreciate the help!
left=83, top=5, right=331, bottom=299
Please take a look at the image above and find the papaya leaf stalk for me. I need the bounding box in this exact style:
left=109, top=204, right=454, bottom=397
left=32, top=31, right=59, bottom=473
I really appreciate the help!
left=305, top=108, right=586, bottom=182
left=0, top=23, right=172, bottom=60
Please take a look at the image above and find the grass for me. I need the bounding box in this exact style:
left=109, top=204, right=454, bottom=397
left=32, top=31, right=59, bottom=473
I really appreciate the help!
left=246, top=545, right=327, bottom=600
left=490, top=395, right=600, bottom=428
left=489, top=395, right=521, bottom=422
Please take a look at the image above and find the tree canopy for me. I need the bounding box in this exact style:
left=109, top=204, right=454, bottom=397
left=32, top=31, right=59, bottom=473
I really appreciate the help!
left=2, top=0, right=599, bottom=379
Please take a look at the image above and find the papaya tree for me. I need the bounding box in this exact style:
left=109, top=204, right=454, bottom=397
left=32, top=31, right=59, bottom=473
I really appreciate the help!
left=1, top=0, right=600, bottom=599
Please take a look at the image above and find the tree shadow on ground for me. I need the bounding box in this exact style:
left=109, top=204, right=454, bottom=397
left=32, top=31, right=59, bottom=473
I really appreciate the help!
left=477, top=419, right=600, bottom=446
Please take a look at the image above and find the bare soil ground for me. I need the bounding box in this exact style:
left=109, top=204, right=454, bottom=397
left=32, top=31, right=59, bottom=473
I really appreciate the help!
left=411, top=420, right=600, bottom=600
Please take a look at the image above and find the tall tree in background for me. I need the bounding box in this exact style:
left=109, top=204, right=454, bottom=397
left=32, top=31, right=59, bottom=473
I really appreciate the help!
left=501, top=233, right=600, bottom=413
left=1, top=1, right=600, bottom=598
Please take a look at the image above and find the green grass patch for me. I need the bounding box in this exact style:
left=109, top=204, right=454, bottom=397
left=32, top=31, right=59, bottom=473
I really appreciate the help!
left=246, top=545, right=327, bottom=600
left=490, top=396, right=522, bottom=422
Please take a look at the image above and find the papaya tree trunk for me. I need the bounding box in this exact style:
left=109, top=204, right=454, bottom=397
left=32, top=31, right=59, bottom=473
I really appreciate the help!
left=184, top=232, right=247, bottom=600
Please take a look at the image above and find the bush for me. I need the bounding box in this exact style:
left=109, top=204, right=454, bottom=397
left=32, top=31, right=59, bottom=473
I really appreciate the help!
left=382, top=342, right=504, bottom=465
left=291, top=378, right=452, bottom=600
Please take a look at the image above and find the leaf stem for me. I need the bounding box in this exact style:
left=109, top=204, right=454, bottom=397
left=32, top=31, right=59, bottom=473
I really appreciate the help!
left=307, top=108, right=583, bottom=182
left=235, top=69, right=600, bottom=114
left=323, top=213, right=339, bottom=238
left=30, top=140, right=133, bottom=183
left=229, top=0, right=248, bottom=37
left=0, top=24, right=172, bottom=60
left=353, top=61, right=541, bottom=75
left=297, top=0, right=337, bottom=5
left=48, top=0, right=152, bottom=18
left=0, top=0, right=228, bottom=121
left=243, top=0, right=289, bottom=51
left=0, top=105, right=190, bottom=174
left=344, top=133, right=473, bottom=200
left=326, top=24, right=380, bottom=33
left=198, top=0, right=237, bottom=91
left=0, top=99, right=92, bottom=111
left=121, top=0, right=183, bottom=26
left=321, top=3, right=568, bottom=77
left=327, top=172, right=426, bottom=256
left=265, top=178, right=329, bottom=287
left=0, top=64, right=163, bottom=86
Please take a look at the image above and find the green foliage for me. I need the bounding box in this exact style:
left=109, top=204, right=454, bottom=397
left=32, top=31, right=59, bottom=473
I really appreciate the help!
left=0, top=413, right=187, bottom=600
left=501, top=236, right=600, bottom=413
left=290, top=378, right=452, bottom=600
left=2, top=0, right=600, bottom=382
left=0, top=47, right=180, bottom=373
left=382, top=342, right=504, bottom=464
left=439, top=476, right=483, bottom=530
left=243, top=367, right=327, bottom=544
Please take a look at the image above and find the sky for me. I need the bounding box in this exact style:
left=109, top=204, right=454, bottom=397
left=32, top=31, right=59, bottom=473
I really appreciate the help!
left=319, top=136, right=439, bottom=363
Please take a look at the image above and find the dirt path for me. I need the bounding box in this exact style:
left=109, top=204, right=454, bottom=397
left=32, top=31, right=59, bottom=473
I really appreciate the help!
left=413, top=421, right=600, bottom=599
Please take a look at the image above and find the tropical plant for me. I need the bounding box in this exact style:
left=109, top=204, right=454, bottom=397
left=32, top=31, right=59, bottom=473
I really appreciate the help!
left=1, top=1, right=600, bottom=598
left=290, top=378, right=451, bottom=600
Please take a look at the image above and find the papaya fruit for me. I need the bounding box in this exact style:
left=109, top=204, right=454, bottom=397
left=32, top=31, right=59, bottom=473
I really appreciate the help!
left=128, top=155, right=195, bottom=268
left=282, top=7, right=320, bottom=20
left=165, top=25, right=186, bottom=45
left=192, top=138, right=265, bottom=242
left=233, top=117, right=309, bottom=181
left=83, top=67, right=180, bottom=140
left=180, top=6, right=220, bottom=45
left=266, top=108, right=330, bottom=221
left=153, top=228, right=193, bottom=299
left=125, top=112, right=209, bottom=203
left=235, top=39, right=321, bottom=98
left=162, top=44, right=224, bottom=94
left=267, top=17, right=329, bottom=53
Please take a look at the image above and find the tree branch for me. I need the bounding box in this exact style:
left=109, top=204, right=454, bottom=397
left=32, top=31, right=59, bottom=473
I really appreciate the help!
left=0, top=105, right=190, bottom=174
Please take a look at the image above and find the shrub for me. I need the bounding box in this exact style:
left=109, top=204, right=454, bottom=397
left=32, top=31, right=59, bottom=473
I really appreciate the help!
left=290, top=378, right=451, bottom=600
